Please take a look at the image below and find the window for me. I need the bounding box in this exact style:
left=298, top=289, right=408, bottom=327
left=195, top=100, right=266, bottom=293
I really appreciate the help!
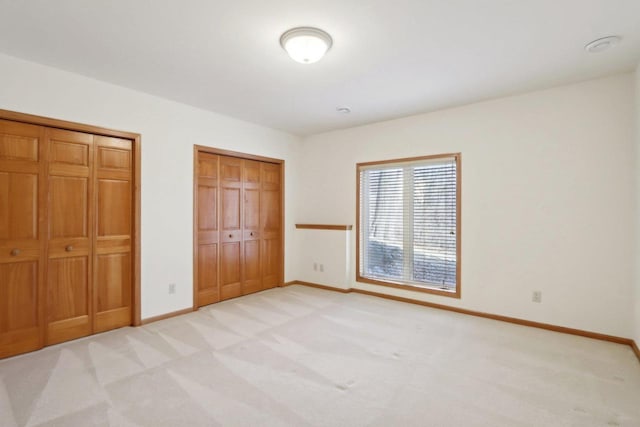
left=357, top=153, right=460, bottom=297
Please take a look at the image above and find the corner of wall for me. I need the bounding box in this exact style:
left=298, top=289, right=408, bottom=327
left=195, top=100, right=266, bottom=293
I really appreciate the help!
left=635, top=62, right=640, bottom=347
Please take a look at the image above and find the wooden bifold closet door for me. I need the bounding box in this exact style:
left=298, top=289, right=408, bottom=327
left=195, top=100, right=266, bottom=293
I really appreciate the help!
left=45, top=128, right=94, bottom=345
left=93, top=136, right=133, bottom=334
left=0, top=120, right=46, bottom=358
left=194, top=148, right=283, bottom=308
left=0, top=115, right=138, bottom=359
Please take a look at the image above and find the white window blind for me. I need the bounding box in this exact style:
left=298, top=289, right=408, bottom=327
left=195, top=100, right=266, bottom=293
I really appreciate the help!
left=359, top=155, right=459, bottom=292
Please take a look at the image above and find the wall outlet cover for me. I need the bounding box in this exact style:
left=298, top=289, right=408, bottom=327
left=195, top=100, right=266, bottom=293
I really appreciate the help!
left=532, top=291, right=542, bottom=303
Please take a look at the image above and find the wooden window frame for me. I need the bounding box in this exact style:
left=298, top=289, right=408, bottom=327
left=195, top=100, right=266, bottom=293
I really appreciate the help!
left=0, top=108, right=143, bottom=325
left=192, top=145, right=285, bottom=309
left=356, top=153, right=461, bottom=299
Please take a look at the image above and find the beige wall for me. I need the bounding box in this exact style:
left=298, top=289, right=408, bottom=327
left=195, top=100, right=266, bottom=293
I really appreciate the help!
left=1, top=51, right=637, bottom=339
left=0, top=53, right=301, bottom=319
left=295, top=73, right=636, bottom=338
left=294, top=229, right=352, bottom=288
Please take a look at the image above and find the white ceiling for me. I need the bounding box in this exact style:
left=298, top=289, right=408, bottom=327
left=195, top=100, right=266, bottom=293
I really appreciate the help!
left=0, top=0, right=639, bottom=136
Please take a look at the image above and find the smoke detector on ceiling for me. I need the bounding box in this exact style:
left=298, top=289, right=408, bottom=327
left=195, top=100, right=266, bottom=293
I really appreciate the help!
left=584, top=36, right=621, bottom=53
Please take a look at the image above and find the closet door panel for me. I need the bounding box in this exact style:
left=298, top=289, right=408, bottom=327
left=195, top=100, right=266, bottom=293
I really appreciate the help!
left=97, top=179, right=131, bottom=236
left=198, top=245, right=217, bottom=291
left=244, top=189, right=260, bottom=230
left=49, top=176, right=88, bottom=237
left=0, top=263, right=37, bottom=330
left=242, top=160, right=261, bottom=294
left=198, top=186, right=217, bottom=231
left=0, top=131, right=38, bottom=161
left=0, top=173, right=38, bottom=240
left=50, top=140, right=88, bottom=165
left=262, top=239, right=280, bottom=289
left=0, top=262, right=39, bottom=356
left=46, top=128, right=93, bottom=345
left=98, top=146, right=130, bottom=170
left=242, top=239, right=261, bottom=294
left=47, top=257, right=88, bottom=322
left=47, top=257, right=90, bottom=344
left=0, top=120, right=45, bottom=358
left=222, top=188, right=241, bottom=230
left=197, top=190, right=219, bottom=305
left=221, top=159, right=241, bottom=182
left=261, top=190, right=280, bottom=231
left=97, top=254, right=130, bottom=311
left=220, top=242, right=241, bottom=299
left=94, top=136, right=132, bottom=333
left=244, top=161, right=260, bottom=183
left=196, top=152, right=219, bottom=306
left=95, top=253, right=131, bottom=331
left=220, top=156, right=242, bottom=300
left=261, top=163, right=281, bottom=290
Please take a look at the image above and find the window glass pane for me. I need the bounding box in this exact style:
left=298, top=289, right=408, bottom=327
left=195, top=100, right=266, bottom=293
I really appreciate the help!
left=363, top=168, right=404, bottom=281
left=413, top=162, right=456, bottom=288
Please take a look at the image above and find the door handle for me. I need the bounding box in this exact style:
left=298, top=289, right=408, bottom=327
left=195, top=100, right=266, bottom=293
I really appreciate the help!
left=65, top=245, right=74, bottom=252
left=10, top=248, right=20, bottom=256
left=250, top=232, right=254, bottom=236
left=228, top=234, right=233, bottom=238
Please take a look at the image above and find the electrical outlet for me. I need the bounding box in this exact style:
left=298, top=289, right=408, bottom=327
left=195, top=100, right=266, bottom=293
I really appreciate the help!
left=169, top=283, right=176, bottom=294
left=313, top=262, right=318, bottom=271
left=319, top=264, right=324, bottom=272
left=532, top=290, right=542, bottom=303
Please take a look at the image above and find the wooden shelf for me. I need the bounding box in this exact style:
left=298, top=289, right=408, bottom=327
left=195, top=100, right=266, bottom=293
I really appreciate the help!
left=295, top=224, right=353, bottom=231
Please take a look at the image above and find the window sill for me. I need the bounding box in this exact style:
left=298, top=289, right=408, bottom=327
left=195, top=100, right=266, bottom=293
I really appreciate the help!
left=356, top=276, right=461, bottom=299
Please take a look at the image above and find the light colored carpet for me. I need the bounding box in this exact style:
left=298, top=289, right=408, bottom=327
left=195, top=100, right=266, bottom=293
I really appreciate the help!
left=1, top=285, right=639, bottom=427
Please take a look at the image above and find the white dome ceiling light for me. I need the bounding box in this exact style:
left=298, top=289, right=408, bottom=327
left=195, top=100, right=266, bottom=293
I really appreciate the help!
left=584, top=35, right=621, bottom=53
left=280, top=27, right=333, bottom=64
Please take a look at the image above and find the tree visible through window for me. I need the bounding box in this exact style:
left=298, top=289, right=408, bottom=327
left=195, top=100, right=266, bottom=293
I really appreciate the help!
left=357, top=154, right=460, bottom=296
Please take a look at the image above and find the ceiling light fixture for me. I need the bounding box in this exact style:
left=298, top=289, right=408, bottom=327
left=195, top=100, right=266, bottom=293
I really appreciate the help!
left=336, top=106, right=351, bottom=114
left=584, top=35, right=621, bottom=53
left=280, top=27, right=333, bottom=64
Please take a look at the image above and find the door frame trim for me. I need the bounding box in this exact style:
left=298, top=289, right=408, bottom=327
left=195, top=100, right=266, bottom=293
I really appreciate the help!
left=193, top=145, right=285, bottom=309
left=0, top=109, right=143, bottom=326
